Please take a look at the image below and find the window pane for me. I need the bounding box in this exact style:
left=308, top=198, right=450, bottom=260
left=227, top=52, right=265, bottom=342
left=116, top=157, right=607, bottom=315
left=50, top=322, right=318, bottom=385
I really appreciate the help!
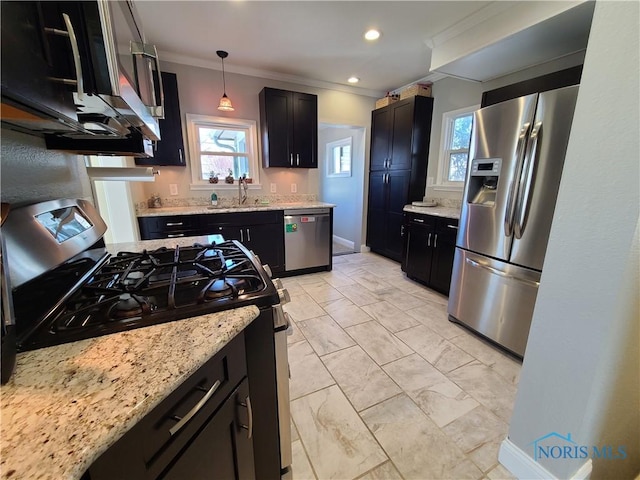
left=448, top=153, right=468, bottom=182
left=329, top=144, right=351, bottom=175
left=198, top=127, right=247, bottom=153
left=450, top=114, right=472, bottom=150
left=200, top=155, right=250, bottom=180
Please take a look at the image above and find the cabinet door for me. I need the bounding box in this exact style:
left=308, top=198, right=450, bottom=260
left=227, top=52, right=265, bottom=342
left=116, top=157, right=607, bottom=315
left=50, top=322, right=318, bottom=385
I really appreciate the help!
left=384, top=170, right=412, bottom=261
left=259, top=88, right=292, bottom=168
left=1, top=2, right=80, bottom=129
left=161, top=378, right=255, bottom=480
left=404, top=223, right=433, bottom=284
left=136, top=71, right=185, bottom=166
left=245, top=223, right=285, bottom=274
left=292, top=92, right=317, bottom=168
left=366, top=172, right=387, bottom=253
left=430, top=218, right=459, bottom=295
left=370, top=107, right=391, bottom=171
left=388, top=100, right=415, bottom=170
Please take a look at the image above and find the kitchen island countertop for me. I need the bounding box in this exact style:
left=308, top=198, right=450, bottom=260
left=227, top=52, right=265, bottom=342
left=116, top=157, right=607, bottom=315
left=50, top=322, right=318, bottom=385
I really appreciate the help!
left=0, top=304, right=260, bottom=480
left=137, top=201, right=335, bottom=217
left=403, top=204, right=461, bottom=219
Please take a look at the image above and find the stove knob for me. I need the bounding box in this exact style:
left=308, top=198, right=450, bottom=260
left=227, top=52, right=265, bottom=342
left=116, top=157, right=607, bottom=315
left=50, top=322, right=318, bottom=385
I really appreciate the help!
left=277, top=288, right=291, bottom=305
left=273, top=278, right=283, bottom=289
left=262, top=263, right=272, bottom=278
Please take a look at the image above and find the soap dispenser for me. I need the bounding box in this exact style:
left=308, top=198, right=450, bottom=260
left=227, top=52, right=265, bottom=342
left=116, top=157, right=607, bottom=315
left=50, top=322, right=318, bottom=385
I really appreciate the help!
left=210, top=192, right=218, bottom=206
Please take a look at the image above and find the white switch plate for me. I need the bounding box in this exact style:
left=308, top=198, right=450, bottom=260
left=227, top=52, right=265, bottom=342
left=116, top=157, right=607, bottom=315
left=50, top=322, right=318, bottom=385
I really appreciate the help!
left=169, top=184, right=178, bottom=195
left=291, top=183, right=297, bottom=193
left=270, top=183, right=277, bottom=193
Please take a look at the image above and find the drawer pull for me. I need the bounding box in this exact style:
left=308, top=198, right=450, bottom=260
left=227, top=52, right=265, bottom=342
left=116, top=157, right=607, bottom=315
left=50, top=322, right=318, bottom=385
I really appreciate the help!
left=167, top=233, right=184, bottom=238
left=238, top=395, right=253, bottom=439
left=414, top=218, right=424, bottom=223
left=166, top=222, right=183, bottom=227
left=169, top=380, right=221, bottom=436
left=447, top=224, right=459, bottom=230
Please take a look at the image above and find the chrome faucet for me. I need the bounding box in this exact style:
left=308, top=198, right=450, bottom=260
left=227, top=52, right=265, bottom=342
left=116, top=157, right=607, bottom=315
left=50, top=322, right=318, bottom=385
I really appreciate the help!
left=239, top=175, right=248, bottom=204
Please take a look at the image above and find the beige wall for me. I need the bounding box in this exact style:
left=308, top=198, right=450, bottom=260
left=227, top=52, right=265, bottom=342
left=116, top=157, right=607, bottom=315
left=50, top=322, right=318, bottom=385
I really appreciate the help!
left=138, top=61, right=376, bottom=208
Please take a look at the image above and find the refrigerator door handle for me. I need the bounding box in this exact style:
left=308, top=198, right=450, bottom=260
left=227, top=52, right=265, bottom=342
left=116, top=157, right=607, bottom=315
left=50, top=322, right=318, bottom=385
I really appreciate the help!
left=514, top=121, right=542, bottom=239
left=504, top=123, right=531, bottom=238
left=465, top=257, right=540, bottom=288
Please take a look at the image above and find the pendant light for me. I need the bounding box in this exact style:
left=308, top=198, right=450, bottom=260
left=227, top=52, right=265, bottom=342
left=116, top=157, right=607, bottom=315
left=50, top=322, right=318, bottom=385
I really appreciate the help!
left=216, top=50, right=234, bottom=112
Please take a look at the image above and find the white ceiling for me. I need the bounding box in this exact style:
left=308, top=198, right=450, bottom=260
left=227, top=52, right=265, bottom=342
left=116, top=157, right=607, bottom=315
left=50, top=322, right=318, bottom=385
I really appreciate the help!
left=133, top=1, right=495, bottom=97
left=133, top=1, right=593, bottom=98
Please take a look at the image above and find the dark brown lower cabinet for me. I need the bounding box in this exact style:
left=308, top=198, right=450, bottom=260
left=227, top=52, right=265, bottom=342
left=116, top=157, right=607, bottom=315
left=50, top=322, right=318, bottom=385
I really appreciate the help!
left=162, top=379, right=254, bottom=480
left=402, top=212, right=459, bottom=296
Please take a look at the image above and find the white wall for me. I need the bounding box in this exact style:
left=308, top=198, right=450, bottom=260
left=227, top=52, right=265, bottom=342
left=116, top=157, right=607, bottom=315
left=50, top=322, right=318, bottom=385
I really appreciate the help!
left=503, top=2, right=640, bottom=479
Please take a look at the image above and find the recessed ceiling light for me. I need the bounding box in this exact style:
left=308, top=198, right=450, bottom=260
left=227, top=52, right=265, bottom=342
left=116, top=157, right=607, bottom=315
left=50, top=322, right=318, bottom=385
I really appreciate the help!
left=364, top=29, right=381, bottom=41
left=347, top=76, right=360, bottom=84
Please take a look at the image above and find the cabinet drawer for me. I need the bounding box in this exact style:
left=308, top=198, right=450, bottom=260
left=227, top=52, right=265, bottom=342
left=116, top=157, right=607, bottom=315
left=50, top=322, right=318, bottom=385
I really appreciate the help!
left=87, top=332, right=247, bottom=479
left=202, top=210, right=283, bottom=227
left=404, top=212, right=436, bottom=228
left=436, top=217, right=459, bottom=244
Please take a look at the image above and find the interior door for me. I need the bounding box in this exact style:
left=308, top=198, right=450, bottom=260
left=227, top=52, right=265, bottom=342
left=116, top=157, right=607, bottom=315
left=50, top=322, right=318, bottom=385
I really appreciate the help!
left=457, top=94, right=538, bottom=262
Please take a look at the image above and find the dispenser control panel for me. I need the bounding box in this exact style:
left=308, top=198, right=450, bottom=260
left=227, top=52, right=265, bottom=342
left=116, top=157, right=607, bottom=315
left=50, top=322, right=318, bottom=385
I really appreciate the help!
left=470, top=158, right=501, bottom=176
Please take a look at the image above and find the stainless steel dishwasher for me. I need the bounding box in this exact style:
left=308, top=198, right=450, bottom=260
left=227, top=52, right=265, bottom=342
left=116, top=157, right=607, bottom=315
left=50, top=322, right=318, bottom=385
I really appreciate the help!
left=284, top=208, right=331, bottom=271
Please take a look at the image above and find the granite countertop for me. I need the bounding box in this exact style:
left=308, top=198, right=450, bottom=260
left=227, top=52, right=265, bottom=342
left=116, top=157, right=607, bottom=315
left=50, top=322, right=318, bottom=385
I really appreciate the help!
left=403, top=204, right=461, bottom=219
left=0, top=305, right=260, bottom=480
left=138, top=201, right=335, bottom=217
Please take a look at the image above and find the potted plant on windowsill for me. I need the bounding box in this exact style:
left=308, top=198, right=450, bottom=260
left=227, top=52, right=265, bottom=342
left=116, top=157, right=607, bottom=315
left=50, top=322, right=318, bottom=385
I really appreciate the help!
left=225, top=169, right=234, bottom=184
left=208, top=171, right=219, bottom=184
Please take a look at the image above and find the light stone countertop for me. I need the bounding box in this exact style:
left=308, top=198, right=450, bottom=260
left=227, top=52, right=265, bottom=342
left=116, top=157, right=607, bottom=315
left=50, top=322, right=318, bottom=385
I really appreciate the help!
left=137, top=201, right=335, bottom=217
left=0, top=305, right=260, bottom=480
left=403, top=204, right=461, bottom=219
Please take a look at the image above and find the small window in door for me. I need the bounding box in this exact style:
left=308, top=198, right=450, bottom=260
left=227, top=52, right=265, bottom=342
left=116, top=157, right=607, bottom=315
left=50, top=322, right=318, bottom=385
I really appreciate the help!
left=326, top=137, right=352, bottom=177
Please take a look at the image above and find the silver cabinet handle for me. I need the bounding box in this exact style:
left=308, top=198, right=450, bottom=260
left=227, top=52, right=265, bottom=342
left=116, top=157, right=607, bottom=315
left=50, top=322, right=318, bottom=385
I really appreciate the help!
left=45, top=14, right=85, bottom=100
left=239, top=395, right=253, bottom=439
left=296, top=154, right=300, bottom=166
left=240, top=229, right=244, bottom=242
left=414, top=218, right=424, bottom=223
left=434, top=233, right=438, bottom=248
left=178, top=148, right=184, bottom=164
left=290, top=154, right=294, bottom=166
left=447, top=224, right=458, bottom=230
left=465, top=257, right=540, bottom=287
left=169, top=380, right=221, bottom=436
left=246, top=228, right=251, bottom=242
left=166, top=222, right=183, bottom=226
left=427, top=233, right=431, bottom=247
left=131, top=42, right=164, bottom=118
left=167, top=233, right=184, bottom=238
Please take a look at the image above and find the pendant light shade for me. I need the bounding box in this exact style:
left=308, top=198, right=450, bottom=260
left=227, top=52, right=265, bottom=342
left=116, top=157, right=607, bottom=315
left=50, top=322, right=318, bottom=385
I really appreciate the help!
left=216, top=50, right=234, bottom=112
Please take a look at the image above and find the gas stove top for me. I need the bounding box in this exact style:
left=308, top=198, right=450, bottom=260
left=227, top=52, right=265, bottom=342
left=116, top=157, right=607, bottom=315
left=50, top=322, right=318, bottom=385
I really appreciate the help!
left=13, top=240, right=279, bottom=352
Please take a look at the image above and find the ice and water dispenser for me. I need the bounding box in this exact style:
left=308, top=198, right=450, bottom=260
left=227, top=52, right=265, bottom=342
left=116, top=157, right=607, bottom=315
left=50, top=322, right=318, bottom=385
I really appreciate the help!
left=466, top=158, right=502, bottom=206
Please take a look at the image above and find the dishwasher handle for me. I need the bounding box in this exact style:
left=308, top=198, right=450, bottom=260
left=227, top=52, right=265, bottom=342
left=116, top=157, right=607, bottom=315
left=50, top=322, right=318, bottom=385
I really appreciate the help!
left=283, top=208, right=331, bottom=216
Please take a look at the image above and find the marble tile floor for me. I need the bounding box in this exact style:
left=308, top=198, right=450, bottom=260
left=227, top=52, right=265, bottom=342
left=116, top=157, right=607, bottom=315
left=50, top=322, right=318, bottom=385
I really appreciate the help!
left=282, top=252, right=521, bottom=480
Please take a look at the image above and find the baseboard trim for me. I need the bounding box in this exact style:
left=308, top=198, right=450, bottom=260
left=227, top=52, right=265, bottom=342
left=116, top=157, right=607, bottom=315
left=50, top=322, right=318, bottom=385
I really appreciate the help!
left=332, top=235, right=355, bottom=250
left=360, top=245, right=370, bottom=253
left=499, top=438, right=592, bottom=480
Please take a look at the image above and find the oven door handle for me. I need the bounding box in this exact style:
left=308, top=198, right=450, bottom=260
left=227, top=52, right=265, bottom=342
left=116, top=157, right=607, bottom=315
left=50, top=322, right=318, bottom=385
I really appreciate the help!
left=169, top=379, right=221, bottom=436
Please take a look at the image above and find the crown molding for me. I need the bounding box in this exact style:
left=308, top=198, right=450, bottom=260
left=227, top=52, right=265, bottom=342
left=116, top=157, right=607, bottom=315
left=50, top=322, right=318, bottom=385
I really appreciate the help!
left=159, top=50, right=386, bottom=99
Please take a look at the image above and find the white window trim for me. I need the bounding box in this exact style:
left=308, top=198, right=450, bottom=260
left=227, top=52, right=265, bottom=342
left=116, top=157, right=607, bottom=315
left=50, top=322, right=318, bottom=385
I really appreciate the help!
left=434, top=104, right=479, bottom=191
left=185, top=113, right=261, bottom=191
left=326, top=137, right=352, bottom=178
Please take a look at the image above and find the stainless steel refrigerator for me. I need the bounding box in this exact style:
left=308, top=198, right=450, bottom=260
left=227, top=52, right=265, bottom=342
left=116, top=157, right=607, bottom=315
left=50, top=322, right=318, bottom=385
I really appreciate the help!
left=447, top=85, right=579, bottom=358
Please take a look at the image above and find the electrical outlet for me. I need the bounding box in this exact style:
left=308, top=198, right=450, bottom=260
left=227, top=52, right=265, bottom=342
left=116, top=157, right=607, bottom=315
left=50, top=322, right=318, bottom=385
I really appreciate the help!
left=291, top=183, right=297, bottom=193
left=169, top=184, right=178, bottom=196
left=270, top=183, right=277, bottom=193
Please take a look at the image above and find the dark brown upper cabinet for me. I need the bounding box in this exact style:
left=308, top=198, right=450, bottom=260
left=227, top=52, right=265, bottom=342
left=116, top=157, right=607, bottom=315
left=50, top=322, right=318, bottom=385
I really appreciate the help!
left=259, top=87, right=317, bottom=168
